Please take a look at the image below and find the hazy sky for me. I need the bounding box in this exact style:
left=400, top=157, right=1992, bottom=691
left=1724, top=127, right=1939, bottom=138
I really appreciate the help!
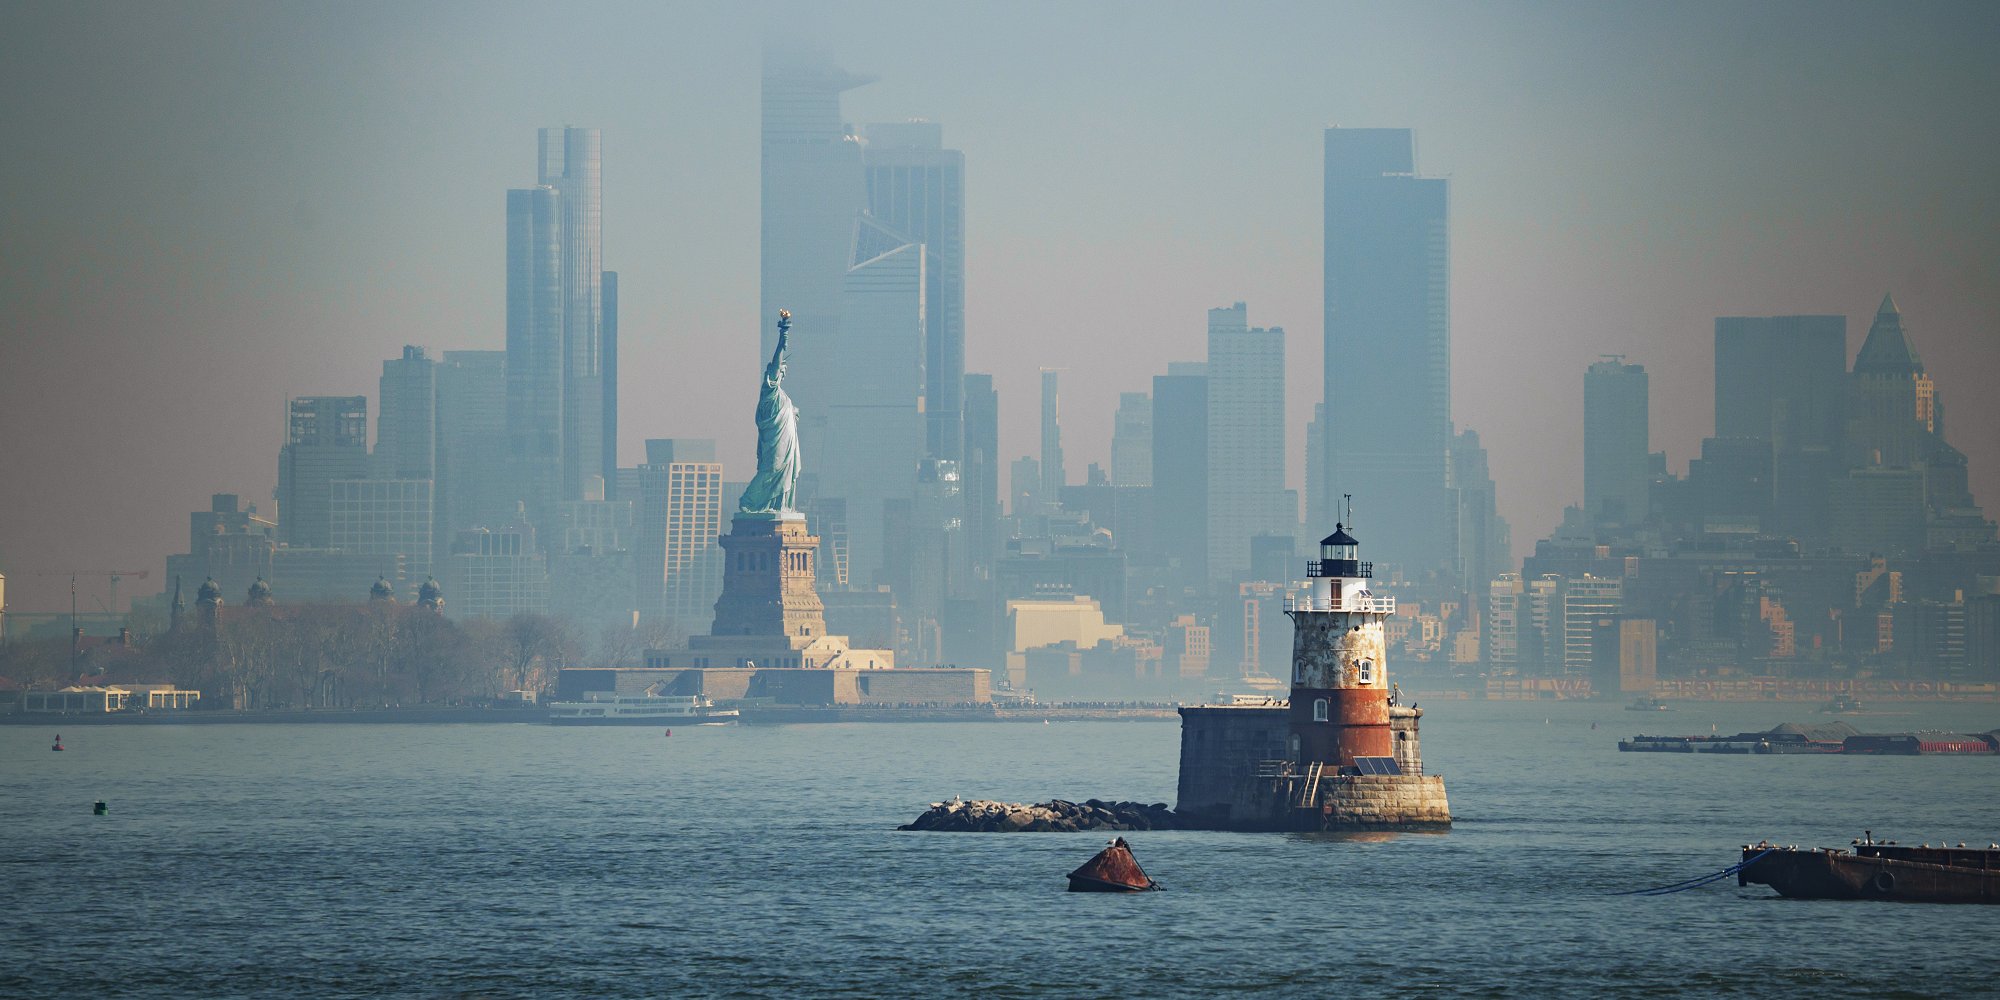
left=3, top=0, right=1997, bottom=612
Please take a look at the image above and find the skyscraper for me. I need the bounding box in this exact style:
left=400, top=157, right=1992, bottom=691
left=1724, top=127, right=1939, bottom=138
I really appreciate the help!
left=1715, top=313, right=1846, bottom=544
left=601, top=270, right=619, bottom=496
left=435, top=350, right=511, bottom=565
left=1010, top=456, right=1041, bottom=519
left=374, top=346, right=437, bottom=481
left=1847, top=293, right=1932, bottom=468
left=1111, top=391, right=1153, bottom=487
left=1449, top=428, right=1510, bottom=597
left=330, top=478, right=433, bottom=584
left=540, top=127, right=608, bottom=501
left=1040, top=369, right=1065, bottom=500
left=634, top=439, right=724, bottom=634
left=505, top=183, right=562, bottom=529
left=506, top=128, right=611, bottom=534
left=277, top=396, right=368, bottom=549
left=863, top=120, right=964, bottom=462
left=1323, top=128, right=1451, bottom=572
left=1305, top=403, right=1327, bottom=531
left=962, top=374, right=1000, bottom=583
left=1584, top=358, right=1650, bottom=527
left=1206, top=302, right=1290, bottom=582
left=1152, top=362, right=1209, bottom=587
left=761, top=51, right=871, bottom=370
left=796, top=216, right=926, bottom=587
left=1714, top=314, right=1847, bottom=449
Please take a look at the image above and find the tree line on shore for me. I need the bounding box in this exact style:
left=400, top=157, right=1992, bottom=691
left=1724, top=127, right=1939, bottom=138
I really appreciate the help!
left=0, top=605, right=685, bottom=709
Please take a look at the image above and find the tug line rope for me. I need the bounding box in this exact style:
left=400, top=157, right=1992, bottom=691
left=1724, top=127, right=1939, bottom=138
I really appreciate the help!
left=1616, top=848, right=1776, bottom=896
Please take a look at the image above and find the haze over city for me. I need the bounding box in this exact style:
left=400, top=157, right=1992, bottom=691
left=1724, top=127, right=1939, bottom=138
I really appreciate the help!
left=10, top=5, right=2000, bottom=996
left=4, top=0, right=1997, bottom=613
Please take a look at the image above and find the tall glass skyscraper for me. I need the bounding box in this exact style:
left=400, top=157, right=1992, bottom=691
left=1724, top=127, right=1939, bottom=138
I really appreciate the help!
left=507, top=128, right=611, bottom=538
left=1152, top=362, right=1209, bottom=588
left=505, top=183, right=562, bottom=526
left=1584, top=358, right=1650, bottom=527
left=540, top=127, right=607, bottom=500
left=1206, top=302, right=1289, bottom=582
left=1322, top=127, right=1450, bottom=572
left=863, top=120, right=964, bottom=462
left=961, top=373, right=1000, bottom=583
left=601, top=270, right=618, bottom=498
left=1040, top=369, right=1065, bottom=499
left=806, top=216, right=926, bottom=587
left=761, top=52, right=871, bottom=369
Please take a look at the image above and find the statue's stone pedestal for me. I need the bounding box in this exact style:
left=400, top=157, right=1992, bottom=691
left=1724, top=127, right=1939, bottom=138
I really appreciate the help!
left=709, top=514, right=827, bottom=640
left=656, top=512, right=895, bottom=671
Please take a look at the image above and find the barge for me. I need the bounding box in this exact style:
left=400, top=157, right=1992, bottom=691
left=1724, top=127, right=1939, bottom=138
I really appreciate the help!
left=1620, top=722, right=1998, bottom=755
left=1740, top=837, right=2000, bottom=903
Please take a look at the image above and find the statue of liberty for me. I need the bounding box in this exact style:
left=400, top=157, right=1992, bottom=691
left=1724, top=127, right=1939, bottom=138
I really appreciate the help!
left=738, top=310, right=802, bottom=515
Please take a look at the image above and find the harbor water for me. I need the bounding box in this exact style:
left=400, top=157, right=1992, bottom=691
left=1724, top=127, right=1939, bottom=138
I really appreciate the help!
left=5, top=700, right=1998, bottom=997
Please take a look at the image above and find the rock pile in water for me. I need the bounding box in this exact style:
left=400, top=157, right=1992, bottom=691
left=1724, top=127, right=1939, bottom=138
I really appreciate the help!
left=899, top=798, right=1182, bottom=832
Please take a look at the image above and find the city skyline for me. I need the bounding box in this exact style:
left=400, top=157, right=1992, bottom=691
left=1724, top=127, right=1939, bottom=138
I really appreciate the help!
left=4, top=2, right=2000, bottom=611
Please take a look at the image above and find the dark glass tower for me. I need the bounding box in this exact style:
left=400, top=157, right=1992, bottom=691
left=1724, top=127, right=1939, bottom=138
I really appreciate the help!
left=1322, top=127, right=1450, bottom=572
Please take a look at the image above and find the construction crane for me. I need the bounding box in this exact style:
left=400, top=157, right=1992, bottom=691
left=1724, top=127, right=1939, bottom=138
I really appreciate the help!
left=26, top=570, right=151, bottom=614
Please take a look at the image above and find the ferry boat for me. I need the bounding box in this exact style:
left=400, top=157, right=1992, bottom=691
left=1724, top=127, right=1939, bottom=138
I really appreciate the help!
left=1625, top=696, right=1671, bottom=712
left=1822, top=694, right=1863, bottom=714
left=547, top=690, right=740, bottom=726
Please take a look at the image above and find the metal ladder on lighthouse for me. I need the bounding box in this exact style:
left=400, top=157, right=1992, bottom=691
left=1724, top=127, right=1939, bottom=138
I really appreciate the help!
left=1296, top=761, right=1325, bottom=809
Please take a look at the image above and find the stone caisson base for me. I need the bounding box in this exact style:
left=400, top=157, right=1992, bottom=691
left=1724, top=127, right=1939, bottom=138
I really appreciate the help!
left=1314, top=774, right=1451, bottom=830
left=1175, top=773, right=1451, bottom=832
left=1174, top=703, right=1451, bottom=832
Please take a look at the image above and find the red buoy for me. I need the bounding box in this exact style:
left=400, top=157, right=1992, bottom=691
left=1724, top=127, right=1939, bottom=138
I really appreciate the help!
left=1066, top=838, right=1158, bottom=892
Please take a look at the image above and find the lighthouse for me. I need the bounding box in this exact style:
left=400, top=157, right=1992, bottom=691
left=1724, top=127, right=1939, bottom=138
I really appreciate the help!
left=1287, top=524, right=1394, bottom=770
left=1174, top=519, right=1449, bottom=830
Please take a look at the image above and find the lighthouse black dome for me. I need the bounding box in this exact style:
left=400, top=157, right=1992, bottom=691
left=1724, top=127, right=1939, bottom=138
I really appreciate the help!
left=1319, top=525, right=1360, bottom=548
left=1311, top=524, right=1372, bottom=579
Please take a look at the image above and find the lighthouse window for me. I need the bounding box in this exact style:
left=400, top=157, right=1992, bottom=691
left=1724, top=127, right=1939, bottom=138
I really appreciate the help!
left=1357, top=660, right=1375, bottom=684
left=1312, top=698, right=1329, bottom=722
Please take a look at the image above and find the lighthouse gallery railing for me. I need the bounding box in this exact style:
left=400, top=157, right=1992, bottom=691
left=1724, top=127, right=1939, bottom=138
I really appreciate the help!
left=1284, top=594, right=1396, bottom=614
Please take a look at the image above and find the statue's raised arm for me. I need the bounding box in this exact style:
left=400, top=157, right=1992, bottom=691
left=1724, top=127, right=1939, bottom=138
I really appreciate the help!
left=764, top=309, right=792, bottom=383
left=738, top=310, right=803, bottom=515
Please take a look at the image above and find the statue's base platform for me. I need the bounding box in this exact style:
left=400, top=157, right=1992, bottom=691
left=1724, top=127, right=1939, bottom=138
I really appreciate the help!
left=674, top=632, right=894, bottom=670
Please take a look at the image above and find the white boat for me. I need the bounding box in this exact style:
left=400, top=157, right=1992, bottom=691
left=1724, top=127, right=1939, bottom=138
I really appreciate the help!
left=547, top=689, right=740, bottom=726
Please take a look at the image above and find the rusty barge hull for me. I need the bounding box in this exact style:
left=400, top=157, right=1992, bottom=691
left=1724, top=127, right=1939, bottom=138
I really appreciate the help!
left=1741, top=846, right=2000, bottom=903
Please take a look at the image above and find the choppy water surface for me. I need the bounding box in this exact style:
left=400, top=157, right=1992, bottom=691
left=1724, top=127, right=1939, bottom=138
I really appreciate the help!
left=5, top=701, right=1998, bottom=997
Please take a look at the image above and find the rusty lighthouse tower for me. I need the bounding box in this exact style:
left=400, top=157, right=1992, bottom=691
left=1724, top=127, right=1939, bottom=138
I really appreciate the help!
left=1287, top=524, right=1394, bottom=769
left=1174, top=512, right=1449, bottom=830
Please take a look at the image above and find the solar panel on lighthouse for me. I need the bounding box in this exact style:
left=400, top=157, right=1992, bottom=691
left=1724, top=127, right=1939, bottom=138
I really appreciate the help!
left=1352, top=756, right=1402, bottom=775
